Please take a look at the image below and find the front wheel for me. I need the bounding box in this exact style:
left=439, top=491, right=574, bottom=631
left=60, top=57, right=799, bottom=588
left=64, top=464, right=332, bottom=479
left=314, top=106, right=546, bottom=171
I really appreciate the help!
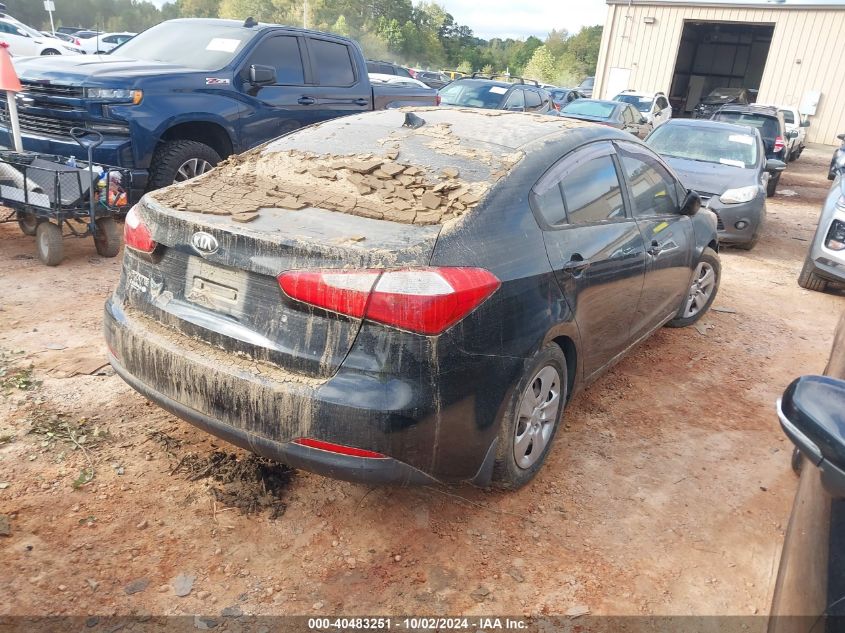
left=41, top=49, right=61, bottom=55
left=797, top=256, right=828, bottom=292
left=93, top=217, right=121, bottom=257
left=35, top=222, right=63, bottom=266
left=766, top=172, right=781, bottom=197
left=666, top=247, right=720, bottom=328
left=147, top=140, right=221, bottom=190
left=493, top=344, right=568, bottom=490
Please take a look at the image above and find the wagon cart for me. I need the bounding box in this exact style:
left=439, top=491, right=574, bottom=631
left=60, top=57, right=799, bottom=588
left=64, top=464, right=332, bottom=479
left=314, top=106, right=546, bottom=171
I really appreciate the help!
left=0, top=128, right=131, bottom=266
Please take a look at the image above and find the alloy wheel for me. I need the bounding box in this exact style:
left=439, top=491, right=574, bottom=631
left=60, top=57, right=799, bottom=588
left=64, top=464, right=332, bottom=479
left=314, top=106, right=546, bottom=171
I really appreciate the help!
left=682, top=261, right=716, bottom=318
left=513, top=366, right=561, bottom=469
left=175, top=158, right=213, bottom=182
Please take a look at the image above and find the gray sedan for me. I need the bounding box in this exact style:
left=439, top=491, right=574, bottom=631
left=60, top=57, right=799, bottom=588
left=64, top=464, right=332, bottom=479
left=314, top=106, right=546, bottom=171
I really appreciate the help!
left=646, top=119, right=785, bottom=250
left=799, top=152, right=845, bottom=291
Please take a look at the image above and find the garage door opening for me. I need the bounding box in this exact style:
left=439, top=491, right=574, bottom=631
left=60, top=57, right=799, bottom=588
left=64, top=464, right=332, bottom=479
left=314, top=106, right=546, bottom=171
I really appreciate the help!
left=669, top=21, right=774, bottom=116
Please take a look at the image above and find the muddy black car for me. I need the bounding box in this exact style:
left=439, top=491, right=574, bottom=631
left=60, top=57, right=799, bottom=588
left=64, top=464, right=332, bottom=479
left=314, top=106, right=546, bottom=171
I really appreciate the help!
left=105, top=108, right=719, bottom=488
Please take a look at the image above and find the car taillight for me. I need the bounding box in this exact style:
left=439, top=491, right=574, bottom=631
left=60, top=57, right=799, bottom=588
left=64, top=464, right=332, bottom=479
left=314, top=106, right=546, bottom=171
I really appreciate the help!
left=278, top=267, right=501, bottom=335
left=74, top=38, right=81, bottom=45
left=774, top=136, right=785, bottom=153
left=553, top=103, right=561, bottom=111
left=436, top=94, right=441, bottom=106
left=124, top=205, right=156, bottom=253
left=293, top=438, right=387, bottom=459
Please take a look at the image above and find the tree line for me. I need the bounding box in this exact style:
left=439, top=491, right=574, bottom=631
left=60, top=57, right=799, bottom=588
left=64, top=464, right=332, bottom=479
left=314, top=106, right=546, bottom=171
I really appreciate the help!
left=6, top=0, right=602, bottom=85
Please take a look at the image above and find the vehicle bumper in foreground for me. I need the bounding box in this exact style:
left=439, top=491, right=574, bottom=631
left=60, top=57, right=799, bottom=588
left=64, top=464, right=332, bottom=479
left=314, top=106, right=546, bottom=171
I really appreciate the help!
left=104, top=298, right=502, bottom=486
left=704, top=195, right=765, bottom=244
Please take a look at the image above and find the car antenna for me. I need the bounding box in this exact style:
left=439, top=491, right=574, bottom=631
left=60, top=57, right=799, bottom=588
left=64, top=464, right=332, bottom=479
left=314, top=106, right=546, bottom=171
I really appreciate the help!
left=244, top=16, right=258, bottom=27
left=403, top=112, right=425, bottom=129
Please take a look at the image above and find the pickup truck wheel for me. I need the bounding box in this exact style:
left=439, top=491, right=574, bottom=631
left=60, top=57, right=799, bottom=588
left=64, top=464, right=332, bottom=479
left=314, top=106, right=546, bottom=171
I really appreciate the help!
left=797, top=256, right=828, bottom=292
left=666, top=247, right=720, bottom=328
left=148, top=140, right=221, bottom=190
left=492, top=344, right=567, bottom=490
left=16, top=211, right=39, bottom=236
left=35, top=222, right=63, bottom=266
left=93, top=217, right=121, bottom=258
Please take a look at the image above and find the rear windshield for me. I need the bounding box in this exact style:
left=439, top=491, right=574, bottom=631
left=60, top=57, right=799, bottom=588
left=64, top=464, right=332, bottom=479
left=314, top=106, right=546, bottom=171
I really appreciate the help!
left=647, top=124, right=758, bottom=168
left=111, top=22, right=258, bottom=70
left=580, top=77, right=594, bottom=88
left=562, top=100, right=615, bottom=119
left=438, top=81, right=507, bottom=109
left=615, top=94, right=652, bottom=112
left=712, top=112, right=779, bottom=141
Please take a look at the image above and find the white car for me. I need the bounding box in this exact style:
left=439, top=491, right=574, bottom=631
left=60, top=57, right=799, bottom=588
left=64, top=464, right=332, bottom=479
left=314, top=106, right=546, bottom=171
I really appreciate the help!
left=612, top=90, right=673, bottom=128
left=41, top=31, right=86, bottom=55
left=79, top=32, right=135, bottom=54
left=758, top=103, right=808, bottom=161
left=0, top=18, right=80, bottom=56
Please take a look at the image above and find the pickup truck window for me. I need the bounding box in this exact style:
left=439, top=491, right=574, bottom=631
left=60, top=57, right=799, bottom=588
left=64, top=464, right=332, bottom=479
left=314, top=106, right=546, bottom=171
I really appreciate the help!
left=311, top=39, right=355, bottom=86
left=113, top=22, right=258, bottom=71
left=244, top=35, right=304, bottom=85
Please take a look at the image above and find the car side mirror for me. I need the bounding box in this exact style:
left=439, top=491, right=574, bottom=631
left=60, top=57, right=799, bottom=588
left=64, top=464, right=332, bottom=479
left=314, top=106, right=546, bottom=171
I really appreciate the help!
left=786, top=130, right=798, bottom=139
left=778, top=375, right=845, bottom=498
left=800, top=119, right=810, bottom=128
left=679, top=190, right=700, bottom=216
left=766, top=158, right=787, bottom=172
left=838, top=133, right=845, bottom=142
left=249, top=64, right=277, bottom=86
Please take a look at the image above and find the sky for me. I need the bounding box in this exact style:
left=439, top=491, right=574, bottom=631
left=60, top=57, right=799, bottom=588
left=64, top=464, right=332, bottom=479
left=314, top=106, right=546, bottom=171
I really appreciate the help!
left=146, top=0, right=609, bottom=40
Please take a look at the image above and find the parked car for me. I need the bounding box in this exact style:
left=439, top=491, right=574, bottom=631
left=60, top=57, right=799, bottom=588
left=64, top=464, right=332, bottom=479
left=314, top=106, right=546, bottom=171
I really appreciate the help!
left=797, top=150, right=845, bottom=292
left=646, top=119, right=784, bottom=250
left=79, top=31, right=135, bottom=54
left=613, top=90, right=672, bottom=128
left=41, top=30, right=85, bottom=54
left=438, top=76, right=556, bottom=115
left=368, top=73, right=430, bottom=90
left=366, top=60, right=414, bottom=79
left=72, top=30, right=102, bottom=40
left=56, top=26, right=87, bottom=36
left=711, top=105, right=791, bottom=196
left=693, top=87, right=750, bottom=119
left=578, top=76, right=594, bottom=97
left=829, top=133, right=845, bottom=180
left=756, top=104, right=809, bottom=161
left=560, top=99, right=651, bottom=139
left=105, top=108, right=718, bottom=488
left=0, top=17, right=79, bottom=55
left=769, top=312, right=845, bottom=632
left=6, top=18, right=437, bottom=202
left=547, top=87, right=584, bottom=111
left=415, top=70, right=450, bottom=90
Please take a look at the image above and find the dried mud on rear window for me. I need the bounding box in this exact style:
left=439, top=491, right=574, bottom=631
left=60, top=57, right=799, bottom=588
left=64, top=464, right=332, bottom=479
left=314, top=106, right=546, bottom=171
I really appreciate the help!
left=152, top=120, right=523, bottom=226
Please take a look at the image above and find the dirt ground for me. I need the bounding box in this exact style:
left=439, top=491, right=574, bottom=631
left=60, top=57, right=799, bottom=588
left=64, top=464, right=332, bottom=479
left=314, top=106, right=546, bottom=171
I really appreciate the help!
left=0, top=146, right=842, bottom=621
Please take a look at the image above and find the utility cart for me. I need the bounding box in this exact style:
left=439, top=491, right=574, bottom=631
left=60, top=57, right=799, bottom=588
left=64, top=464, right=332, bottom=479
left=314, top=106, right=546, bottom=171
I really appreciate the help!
left=0, top=129, right=131, bottom=266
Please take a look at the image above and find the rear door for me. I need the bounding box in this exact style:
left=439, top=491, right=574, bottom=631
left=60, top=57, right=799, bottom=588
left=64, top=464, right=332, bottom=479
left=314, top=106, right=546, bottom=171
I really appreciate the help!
left=616, top=141, right=694, bottom=339
left=300, top=37, right=372, bottom=116
left=533, top=141, right=647, bottom=378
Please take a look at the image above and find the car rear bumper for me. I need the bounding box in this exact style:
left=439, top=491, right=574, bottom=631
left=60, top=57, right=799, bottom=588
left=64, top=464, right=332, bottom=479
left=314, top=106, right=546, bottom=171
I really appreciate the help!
left=104, top=297, right=503, bottom=486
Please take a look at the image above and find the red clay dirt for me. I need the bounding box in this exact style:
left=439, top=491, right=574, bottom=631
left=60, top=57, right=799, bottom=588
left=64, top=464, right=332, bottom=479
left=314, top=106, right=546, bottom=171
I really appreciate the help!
left=0, top=147, right=842, bottom=619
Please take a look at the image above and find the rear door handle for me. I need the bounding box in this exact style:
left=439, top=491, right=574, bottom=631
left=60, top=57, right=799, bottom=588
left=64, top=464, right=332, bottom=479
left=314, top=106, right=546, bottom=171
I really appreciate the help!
left=353, top=98, right=369, bottom=106
left=298, top=96, right=316, bottom=106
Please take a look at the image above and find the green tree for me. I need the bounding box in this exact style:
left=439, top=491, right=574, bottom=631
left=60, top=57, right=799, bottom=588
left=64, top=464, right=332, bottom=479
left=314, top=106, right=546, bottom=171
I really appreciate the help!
left=331, top=14, right=350, bottom=36
left=180, top=0, right=221, bottom=17
left=456, top=60, right=472, bottom=73
left=522, top=45, right=556, bottom=83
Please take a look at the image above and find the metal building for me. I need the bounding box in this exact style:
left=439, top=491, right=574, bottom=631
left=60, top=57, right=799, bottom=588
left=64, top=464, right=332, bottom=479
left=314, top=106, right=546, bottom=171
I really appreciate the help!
left=594, top=0, right=845, bottom=145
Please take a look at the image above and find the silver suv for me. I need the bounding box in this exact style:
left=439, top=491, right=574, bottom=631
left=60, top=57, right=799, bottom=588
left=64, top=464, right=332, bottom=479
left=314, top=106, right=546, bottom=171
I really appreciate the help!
left=799, top=148, right=845, bottom=291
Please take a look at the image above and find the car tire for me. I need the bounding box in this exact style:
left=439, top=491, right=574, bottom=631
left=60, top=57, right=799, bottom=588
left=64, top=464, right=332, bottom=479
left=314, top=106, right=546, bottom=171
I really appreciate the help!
left=666, top=247, right=720, bottom=328
left=16, top=211, right=39, bottom=236
left=35, top=222, right=63, bottom=266
left=41, top=49, right=60, bottom=55
left=797, top=256, right=828, bottom=292
left=147, top=140, right=221, bottom=190
left=791, top=447, right=803, bottom=475
left=93, top=217, right=121, bottom=258
left=766, top=172, right=780, bottom=197
left=492, top=344, right=568, bottom=490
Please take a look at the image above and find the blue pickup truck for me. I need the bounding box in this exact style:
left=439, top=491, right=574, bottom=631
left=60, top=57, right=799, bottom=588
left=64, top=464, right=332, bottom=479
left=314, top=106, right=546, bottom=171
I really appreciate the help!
left=5, top=18, right=437, bottom=201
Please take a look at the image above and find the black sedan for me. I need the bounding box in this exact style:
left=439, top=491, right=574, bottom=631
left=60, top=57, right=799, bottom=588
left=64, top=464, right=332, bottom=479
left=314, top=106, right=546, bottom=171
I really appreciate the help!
left=106, top=109, right=719, bottom=488
left=770, top=312, right=845, bottom=632
left=438, top=77, right=557, bottom=115
left=560, top=99, right=651, bottom=139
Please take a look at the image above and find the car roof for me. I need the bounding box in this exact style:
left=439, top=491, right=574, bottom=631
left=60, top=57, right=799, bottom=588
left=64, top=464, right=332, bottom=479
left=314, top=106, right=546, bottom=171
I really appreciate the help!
left=574, top=99, right=622, bottom=107
left=656, top=118, right=763, bottom=137
left=450, top=77, right=515, bottom=89
left=716, top=104, right=780, bottom=117
left=618, top=90, right=664, bottom=96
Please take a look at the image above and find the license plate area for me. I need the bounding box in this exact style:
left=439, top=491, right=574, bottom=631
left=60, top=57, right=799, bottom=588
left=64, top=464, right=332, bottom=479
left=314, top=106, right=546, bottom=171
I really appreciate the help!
left=184, top=257, right=248, bottom=317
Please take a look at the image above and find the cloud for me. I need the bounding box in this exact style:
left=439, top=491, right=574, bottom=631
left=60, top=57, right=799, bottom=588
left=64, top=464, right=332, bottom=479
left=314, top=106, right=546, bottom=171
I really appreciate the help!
left=438, top=0, right=608, bottom=40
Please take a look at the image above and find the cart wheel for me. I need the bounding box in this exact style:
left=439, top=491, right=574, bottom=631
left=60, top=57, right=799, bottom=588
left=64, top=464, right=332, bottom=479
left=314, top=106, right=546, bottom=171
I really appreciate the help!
left=93, top=217, right=121, bottom=258
left=16, top=211, right=39, bottom=236
left=36, top=222, right=63, bottom=266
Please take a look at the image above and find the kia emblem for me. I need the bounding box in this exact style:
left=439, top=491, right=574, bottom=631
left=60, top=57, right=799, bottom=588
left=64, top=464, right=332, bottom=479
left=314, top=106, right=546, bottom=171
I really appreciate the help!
left=191, top=231, right=219, bottom=255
